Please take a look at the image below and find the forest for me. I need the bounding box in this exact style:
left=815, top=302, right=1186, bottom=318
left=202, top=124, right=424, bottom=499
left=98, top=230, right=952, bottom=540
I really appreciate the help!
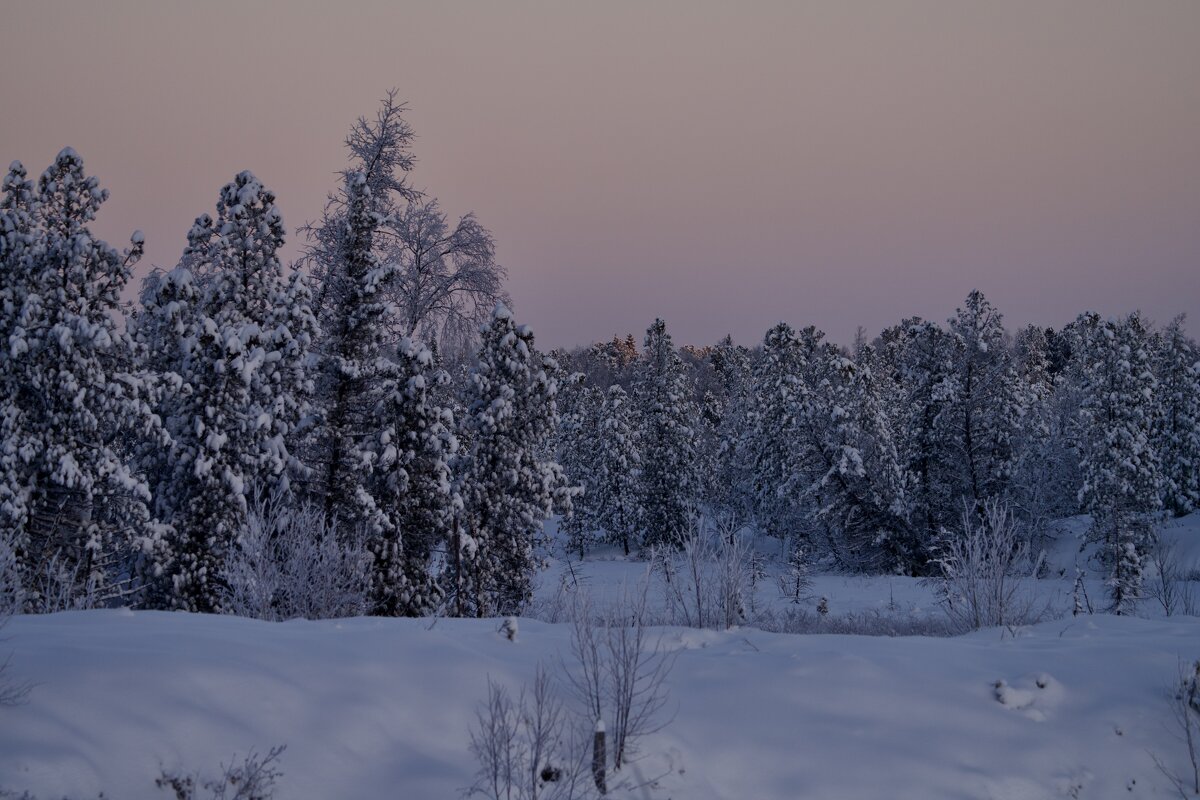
left=1, top=94, right=1197, bottom=625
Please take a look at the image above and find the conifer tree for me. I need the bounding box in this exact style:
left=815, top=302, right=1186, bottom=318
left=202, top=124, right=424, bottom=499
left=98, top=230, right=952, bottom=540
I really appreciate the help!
left=890, top=318, right=957, bottom=558
left=451, top=305, right=574, bottom=616
left=744, top=323, right=806, bottom=550
left=302, top=94, right=416, bottom=532
left=941, top=290, right=1021, bottom=509
left=635, top=319, right=699, bottom=549
left=0, top=150, right=165, bottom=607
left=557, top=381, right=602, bottom=558
left=1009, top=324, right=1079, bottom=543
left=364, top=337, right=460, bottom=615
left=593, top=384, right=642, bottom=556
left=137, top=171, right=316, bottom=612
left=1152, top=316, right=1200, bottom=516
left=1077, top=313, right=1163, bottom=614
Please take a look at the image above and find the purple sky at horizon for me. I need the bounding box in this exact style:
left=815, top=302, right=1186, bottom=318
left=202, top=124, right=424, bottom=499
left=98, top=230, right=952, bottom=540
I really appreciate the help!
left=2, top=1, right=1198, bottom=349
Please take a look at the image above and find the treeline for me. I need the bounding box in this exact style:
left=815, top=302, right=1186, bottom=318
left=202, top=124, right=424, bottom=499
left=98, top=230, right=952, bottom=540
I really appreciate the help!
left=1, top=94, right=570, bottom=618
left=2, top=93, right=1196, bottom=623
left=554, top=296, right=1198, bottom=612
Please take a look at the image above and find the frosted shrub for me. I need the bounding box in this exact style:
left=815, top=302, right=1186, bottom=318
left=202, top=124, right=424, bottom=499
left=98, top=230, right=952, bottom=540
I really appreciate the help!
left=934, top=499, right=1041, bottom=632
left=1147, top=535, right=1199, bottom=618
left=655, top=511, right=755, bottom=629
left=468, top=666, right=590, bottom=800
left=221, top=493, right=371, bottom=621
left=0, top=532, right=31, bottom=707
left=30, top=553, right=101, bottom=614
left=157, top=745, right=285, bottom=800
left=0, top=534, right=22, bottom=617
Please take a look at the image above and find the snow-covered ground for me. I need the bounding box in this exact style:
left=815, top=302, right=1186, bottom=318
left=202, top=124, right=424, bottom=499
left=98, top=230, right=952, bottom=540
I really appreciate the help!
left=2, top=515, right=1198, bottom=799
left=2, top=611, right=1199, bottom=798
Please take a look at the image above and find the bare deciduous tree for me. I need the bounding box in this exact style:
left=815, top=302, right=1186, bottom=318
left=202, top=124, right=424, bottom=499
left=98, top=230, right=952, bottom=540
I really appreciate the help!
left=382, top=198, right=508, bottom=357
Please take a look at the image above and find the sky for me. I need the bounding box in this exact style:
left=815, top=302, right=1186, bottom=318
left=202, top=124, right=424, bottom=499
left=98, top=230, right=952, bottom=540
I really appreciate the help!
left=2, top=1, right=1198, bottom=349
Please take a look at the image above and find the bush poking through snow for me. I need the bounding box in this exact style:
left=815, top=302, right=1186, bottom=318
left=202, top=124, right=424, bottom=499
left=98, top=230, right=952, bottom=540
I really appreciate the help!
left=654, top=510, right=756, bottom=630
left=934, top=499, right=1043, bottom=632
left=1151, top=661, right=1200, bottom=797
left=0, top=537, right=31, bottom=707
left=1147, top=534, right=1199, bottom=618
left=156, top=745, right=285, bottom=800
left=468, top=666, right=590, bottom=800
left=561, top=585, right=676, bottom=782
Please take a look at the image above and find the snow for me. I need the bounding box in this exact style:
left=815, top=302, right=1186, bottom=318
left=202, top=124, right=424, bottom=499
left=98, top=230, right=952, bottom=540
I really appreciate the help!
left=2, top=609, right=1198, bottom=799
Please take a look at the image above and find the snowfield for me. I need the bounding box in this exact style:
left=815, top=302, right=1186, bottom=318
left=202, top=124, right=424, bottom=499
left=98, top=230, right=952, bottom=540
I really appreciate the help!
left=3, top=609, right=1199, bottom=799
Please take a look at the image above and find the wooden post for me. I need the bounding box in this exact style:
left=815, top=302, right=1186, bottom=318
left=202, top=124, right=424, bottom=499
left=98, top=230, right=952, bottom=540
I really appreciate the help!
left=592, top=717, right=607, bottom=795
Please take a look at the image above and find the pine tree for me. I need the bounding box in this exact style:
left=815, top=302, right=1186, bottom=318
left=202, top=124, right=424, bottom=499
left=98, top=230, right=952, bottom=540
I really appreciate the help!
left=557, top=381, right=602, bottom=558
left=136, top=171, right=317, bottom=612
left=1009, top=325, right=1079, bottom=544
left=785, top=336, right=913, bottom=571
left=841, top=343, right=914, bottom=570
left=635, top=319, right=700, bottom=549
left=451, top=305, right=574, bottom=616
left=365, top=337, right=460, bottom=615
left=707, top=335, right=754, bottom=521
left=0, top=150, right=166, bottom=607
left=593, top=384, right=642, bottom=556
left=744, top=323, right=806, bottom=551
left=889, top=318, right=957, bottom=561
left=1077, top=313, right=1163, bottom=614
left=1152, top=316, right=1200, bottom=516
left=941, top=290, right=1021, bottom=509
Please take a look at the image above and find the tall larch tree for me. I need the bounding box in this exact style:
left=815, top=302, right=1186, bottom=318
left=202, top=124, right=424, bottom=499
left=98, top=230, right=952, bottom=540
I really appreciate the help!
left=301, top=93, right=417, bottom=533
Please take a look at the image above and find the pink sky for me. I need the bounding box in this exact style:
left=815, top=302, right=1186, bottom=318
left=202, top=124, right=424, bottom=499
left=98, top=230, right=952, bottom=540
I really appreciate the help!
left=2, top=1, right=1198, bottom=348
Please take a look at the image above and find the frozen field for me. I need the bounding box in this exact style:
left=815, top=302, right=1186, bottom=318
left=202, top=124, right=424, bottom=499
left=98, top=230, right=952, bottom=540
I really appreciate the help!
left=2, top=514, right=1198, bottom=799
left=3, top=610, right=1200, bottom=799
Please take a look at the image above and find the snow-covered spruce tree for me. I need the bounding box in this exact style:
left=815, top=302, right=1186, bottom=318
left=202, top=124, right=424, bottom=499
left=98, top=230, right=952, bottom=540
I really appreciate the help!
left=635, top=318, right=700, bottom=549
left=940, top=290, right=1021, bottom=511
left=0, top=150, right=166, bottom=607
left=594, top=384, right=643, bottom=556
left=362, top=336, right=460, bottom=615
left=706, top=335, right=754, bottom=522
left=884, top=318, right=958, bottom=568
left=302, top=96, right=469, bottom=615
left=1076, top=312, right=1164, bottom=614
left=136, top=172, right=316, bottom=612
left=784, top=335, right=914, bottom=571
left=450, top=305, right=574, bottom=616
left=557, top=380, right=601, bottom=558
left=840, top=343, right=914, bottom=570
left=301, top=93, right=416, bottom=533
left=1152, top=316, right=1200, bottom=516
left=1008, top=325, right=1079, bottom=546
left=743, top=323, right=806, bottom=552
left=143, top=174, right=315, bottom=607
